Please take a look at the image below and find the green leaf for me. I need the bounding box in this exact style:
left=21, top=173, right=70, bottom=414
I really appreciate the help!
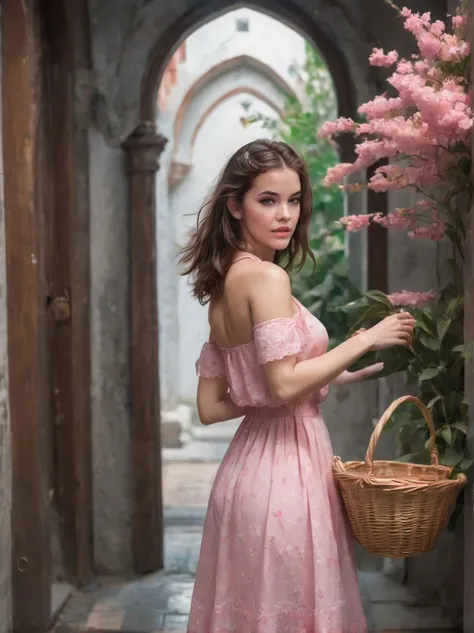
left=450, top=421, right=468, bottom=434
left=427, top=395, right=442, bottom=408
left=419, top=367, right=443, bottom=381
left=456, top=458, right=473, bottom=472
left=440, top=426, right=453, bottom=446
left=415, top=321, right=435, bottom=336
left=419, top=332, right=440, bottom=351
left=436, top=316, right=452, bottom=342
left=364, top=290, right=393, bottom=309
left=397, top=452, right=430, bottom=464
left=441, top=447, right=464, bottom=467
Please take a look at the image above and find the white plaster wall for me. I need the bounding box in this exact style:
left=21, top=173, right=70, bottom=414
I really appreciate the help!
left=157, top=67, right=289, bottom=409
left=173, top=93, right=277, bottom=401
left=165, top=9, right=307, bottom=116
left=157, top=11, right=309, bottom=406
left=174, top=66, right=288, bottom=164
left=0, top=7, right=12, bottom=629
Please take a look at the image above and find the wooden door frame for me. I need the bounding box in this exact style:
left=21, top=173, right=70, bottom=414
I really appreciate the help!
left=4, top=1, right=52, bottom=628
left=3, top=0, right=93, bottom=630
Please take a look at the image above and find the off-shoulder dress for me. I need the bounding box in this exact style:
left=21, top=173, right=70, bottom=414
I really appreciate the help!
left=187, top=253, right=367, bottom=633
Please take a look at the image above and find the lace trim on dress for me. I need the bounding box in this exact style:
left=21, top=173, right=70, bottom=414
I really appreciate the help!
left=196, top=342, right=226, bottom=378
left=254, top=317, right=303, bottom=365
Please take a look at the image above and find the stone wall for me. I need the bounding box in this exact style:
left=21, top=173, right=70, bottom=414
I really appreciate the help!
left=89, top=128, right=133, bottom=573
left=0, top=7, right=12, bottom=630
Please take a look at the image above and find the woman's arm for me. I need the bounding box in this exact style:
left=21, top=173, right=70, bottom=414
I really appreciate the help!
left=197, top=374, right=246, bottom=425
left=249, top=263, right=414, bottom=403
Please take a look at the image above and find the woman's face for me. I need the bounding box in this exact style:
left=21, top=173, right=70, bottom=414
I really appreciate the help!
left=230, top=167, right=301, bottom=260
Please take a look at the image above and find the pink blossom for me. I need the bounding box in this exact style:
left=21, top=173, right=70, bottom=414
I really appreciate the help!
left=417, top=34, right=441, bottom=60
left=439, top=36, right=470, bottom=61
left=369, top=48, right=399, bottom=67
left=452, top=15, right=468, bottom=32
left=397, top=60, right=413, bottom=75
left=403, top=11, right=431, bottom=37
left=358, top=95, right=404, bottom=119
left=408, top=222, right=445, bottom=241
left=429, top=20, right=445, bottom=38
left=317, top=117, right=355, bottom=139
left=372, top=209, right=417, bottom=230
left=323, top=163, right=356, bottom=186
left=339, top=214, right=374, bottom=232
left=387, top=290, right=439, bottom=308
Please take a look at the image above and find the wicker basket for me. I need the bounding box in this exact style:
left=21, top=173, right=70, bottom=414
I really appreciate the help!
left=332, top=395, right=467, bottom=558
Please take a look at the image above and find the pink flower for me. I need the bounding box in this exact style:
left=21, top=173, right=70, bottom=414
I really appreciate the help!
left=339, top=214, right=374, bottom=232
left=452, top=15, right=468, bottom=32
left=387, top=290, right=439, bottom=308
left=323, top=163, right=356, bottom=186
left=358, top=95, right=404, bottom=119
left=408, top=222, right=445, bottom=241
left=373, top=210, right=416, bottom=230
left=273, top=510, right=282, bottom=518
left=397, top=60, right=413, bottom=75
left=369, top=48, right=399, bottom=67
left=417, top=33, right=441, bottom=60
left=317, top=117, right=355, bottom=139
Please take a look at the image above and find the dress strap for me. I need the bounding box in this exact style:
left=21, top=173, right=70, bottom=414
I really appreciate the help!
left=231, top=252, right=262, bottom=266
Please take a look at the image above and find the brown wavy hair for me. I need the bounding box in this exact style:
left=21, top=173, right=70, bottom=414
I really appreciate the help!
left=178, top=139, right=315, bottom=305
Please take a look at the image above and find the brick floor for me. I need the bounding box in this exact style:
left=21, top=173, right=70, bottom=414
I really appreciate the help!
left=53, top=458, right=458, bottom=633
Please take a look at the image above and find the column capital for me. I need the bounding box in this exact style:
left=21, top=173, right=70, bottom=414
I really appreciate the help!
left=123, top=121, right=168, bottom=173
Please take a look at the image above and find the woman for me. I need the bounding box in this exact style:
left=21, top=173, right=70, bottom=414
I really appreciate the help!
left=180, top=139, right=415, bottom=633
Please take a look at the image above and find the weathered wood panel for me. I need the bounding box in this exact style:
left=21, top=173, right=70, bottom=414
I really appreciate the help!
left=3, top=0, right=52, bottom=629
left=41, top=0, right=93, bottom=585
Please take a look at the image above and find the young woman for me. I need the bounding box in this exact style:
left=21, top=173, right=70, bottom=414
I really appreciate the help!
left=180, top=139, right=415, bottom=633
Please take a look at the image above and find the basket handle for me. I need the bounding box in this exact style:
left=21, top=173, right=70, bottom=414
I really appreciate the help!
left=365, top=395, right=439, bottom=469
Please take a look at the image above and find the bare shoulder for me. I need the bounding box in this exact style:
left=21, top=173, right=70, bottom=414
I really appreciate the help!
left=247, top=262, right=294, bottom=323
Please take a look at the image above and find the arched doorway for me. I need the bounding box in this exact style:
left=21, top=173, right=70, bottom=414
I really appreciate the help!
left=122, top=0, right=374, bottom=576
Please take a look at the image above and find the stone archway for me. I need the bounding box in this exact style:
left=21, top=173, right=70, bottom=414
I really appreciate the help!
left=120, top=0, right=363, bottom=575
left=89, top=0, right=447, bottom=579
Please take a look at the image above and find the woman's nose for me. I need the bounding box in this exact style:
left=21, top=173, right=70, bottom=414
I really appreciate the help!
left=278, top=204, right=291, bottom=220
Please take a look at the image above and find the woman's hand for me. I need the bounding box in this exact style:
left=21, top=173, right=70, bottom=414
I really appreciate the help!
left=332, top=363, right=384, bottom=386
left=359, top=312, right=416, bottom=351
left=333, top=329, right=383, bottom=385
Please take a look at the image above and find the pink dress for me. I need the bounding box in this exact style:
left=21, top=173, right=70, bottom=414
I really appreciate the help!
left=187, top=256, right=367, bottom=633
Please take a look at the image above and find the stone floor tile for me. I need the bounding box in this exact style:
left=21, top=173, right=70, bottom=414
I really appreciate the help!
left=359, top=570, right=420, bottom=603
left=162, top=613, right=189, bottom=630
left=86, top=603, right=125, bottom=630
left=370, top=603, right=454, bottom=630
left=163, top=462, right=219, bottom=507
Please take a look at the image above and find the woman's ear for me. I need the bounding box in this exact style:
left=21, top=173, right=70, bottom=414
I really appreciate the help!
left=227, top=196, right=242, bottom=220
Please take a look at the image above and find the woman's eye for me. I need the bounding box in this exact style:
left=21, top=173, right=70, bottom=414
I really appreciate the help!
left=260, top=198, right=274, bottom=205
left=289, top=198, right=301, bottom=205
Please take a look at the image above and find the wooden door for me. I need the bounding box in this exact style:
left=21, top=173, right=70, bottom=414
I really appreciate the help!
left=3, top=0, right=93, bottom=630
left=3, top=1, right=53, bottom=630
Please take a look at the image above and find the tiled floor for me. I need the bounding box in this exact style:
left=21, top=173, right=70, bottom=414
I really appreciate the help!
left=53, top=451, right=458, bottom=633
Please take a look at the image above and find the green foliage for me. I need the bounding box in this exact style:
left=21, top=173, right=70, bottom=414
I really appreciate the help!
left=340, top=288, right=472, bottom=489
left=244, top=44, right=360, bottom=345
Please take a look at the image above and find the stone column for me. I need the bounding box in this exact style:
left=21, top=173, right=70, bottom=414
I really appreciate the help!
left=123, top=122, right=167, bottom=573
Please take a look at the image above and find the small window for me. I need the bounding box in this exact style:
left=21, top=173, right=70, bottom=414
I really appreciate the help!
left=236, top=18, right=249, bottom=32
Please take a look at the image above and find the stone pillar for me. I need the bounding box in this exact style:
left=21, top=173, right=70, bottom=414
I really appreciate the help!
left=123, top=122, right=167, bottom=573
